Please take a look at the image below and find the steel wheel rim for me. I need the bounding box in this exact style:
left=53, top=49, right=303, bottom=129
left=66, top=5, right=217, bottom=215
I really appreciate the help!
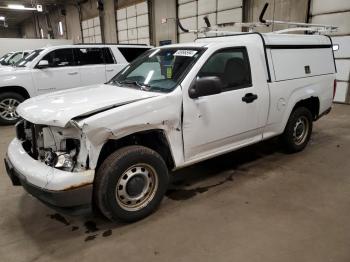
left=115, top=164, right=158, bottom=211
left=0, top=98, right=20, bottom=121
left=293, top=116, right=309, bottom=146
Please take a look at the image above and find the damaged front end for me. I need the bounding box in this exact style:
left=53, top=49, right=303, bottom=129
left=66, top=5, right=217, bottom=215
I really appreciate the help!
left=4, top=119, right=95, bottom=213
left=16, top=119, right=89, bottom=173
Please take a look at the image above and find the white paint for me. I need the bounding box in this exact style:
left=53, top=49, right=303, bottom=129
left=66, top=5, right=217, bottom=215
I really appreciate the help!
left=7, top=138, right=95, bottom=190
left=0, top=44, right=151, bottom=98
left=270, top=48, right=335, bottom=81
left=9, top=33, right=335, bottom=196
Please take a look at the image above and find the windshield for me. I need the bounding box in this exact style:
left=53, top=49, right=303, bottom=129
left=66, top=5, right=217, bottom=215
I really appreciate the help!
left=15, top=49, right=44, bottom=67
left=110, top=47, right=205, bottom=92
left=6, top=52, right=24, bottom=65
left=0, top=53, right=13, bottom=64
left=0, top=52, right=19, bottom=65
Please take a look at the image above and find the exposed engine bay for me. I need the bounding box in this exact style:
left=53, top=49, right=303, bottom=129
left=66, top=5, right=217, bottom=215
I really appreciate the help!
left=15, top=119, right=88, bottom=172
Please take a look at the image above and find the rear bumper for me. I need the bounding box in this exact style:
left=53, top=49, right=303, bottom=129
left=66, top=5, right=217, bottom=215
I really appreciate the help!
left=4, top=139, right=94, bottom=213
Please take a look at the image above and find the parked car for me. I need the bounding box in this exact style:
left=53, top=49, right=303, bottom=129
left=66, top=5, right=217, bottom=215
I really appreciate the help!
left=0, top=50, right=32, bottom=67
left=5, top=33, right=335, bottom=222
left=0, top=44, right=151, bottom=124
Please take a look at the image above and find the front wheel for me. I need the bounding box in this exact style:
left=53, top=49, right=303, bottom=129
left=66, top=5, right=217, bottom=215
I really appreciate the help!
left=94, top=145, right=169, bottom=222
left=0, top=92, right=25, bottom=125
left=281, top=107, right=313, bottom=153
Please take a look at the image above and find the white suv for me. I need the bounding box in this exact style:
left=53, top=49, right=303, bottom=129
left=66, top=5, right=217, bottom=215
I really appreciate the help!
left=0, top=44, right=151, bottom=124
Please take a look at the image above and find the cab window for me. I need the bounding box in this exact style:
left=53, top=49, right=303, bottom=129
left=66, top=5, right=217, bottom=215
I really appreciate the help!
left=74, top=48, right=104, bottom=65
left=198, top=47, right=252, bottom=91
left=41, top=48, right=74, bottom=67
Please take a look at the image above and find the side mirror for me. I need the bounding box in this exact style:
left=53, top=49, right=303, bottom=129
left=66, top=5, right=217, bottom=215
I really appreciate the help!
left=189, top=76, right=222, bottom=99
left=37, top=60, right=49, bottom=69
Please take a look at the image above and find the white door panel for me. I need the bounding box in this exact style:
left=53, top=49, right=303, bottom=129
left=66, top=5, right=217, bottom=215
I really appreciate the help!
left=183, top=87, right=260, bottom=160
left=106, top=64, right=127, bottom=81
left=79, top=65, right=106, bottom=86
left=32, top=67, right=80, bottom=94
left=182, top=47, right=263, bottom=161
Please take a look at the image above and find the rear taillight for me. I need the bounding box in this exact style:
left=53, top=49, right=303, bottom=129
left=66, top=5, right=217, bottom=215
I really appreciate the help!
left=333, top=79, right=337, bottom=99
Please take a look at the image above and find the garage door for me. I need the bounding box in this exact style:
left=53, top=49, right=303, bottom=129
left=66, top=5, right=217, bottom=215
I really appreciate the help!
left=82, top=17, right=102, bottom=43
left=310, top=0, right=350, bottom=103
left=177, top=0, right=243, bottom=43
left=116, top=1, right=150, bottom=45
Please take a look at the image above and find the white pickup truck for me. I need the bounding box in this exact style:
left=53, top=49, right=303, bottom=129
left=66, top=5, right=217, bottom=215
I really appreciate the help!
left=0, top=44, right=151, bottom=125
left=5, top=32, right=336, bottom=222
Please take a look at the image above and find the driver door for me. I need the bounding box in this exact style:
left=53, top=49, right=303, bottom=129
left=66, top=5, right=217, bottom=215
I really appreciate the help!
left=32, top=48, right=81, bottom=94
left=182, top=47, right=261, bottom=161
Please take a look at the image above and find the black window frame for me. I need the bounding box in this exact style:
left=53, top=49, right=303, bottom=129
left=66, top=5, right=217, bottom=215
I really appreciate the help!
left=118, top=47, right=152, bottom=63
left=37, top=48, right=75, bottom=68
left=102, top=47, right=116, bottom=64
left=73, top=47, right=105, bottom=66
left=197, top=46, right=252, bottom=93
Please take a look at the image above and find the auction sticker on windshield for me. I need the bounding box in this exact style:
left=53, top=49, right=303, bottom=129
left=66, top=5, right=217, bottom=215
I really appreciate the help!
left=174, top=50, right=198, bottom=57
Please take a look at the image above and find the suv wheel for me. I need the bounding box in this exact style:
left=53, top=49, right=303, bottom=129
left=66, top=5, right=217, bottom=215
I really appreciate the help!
left=94, top=145, right=169, bottom=222
left=281, top=107, right=313, bottom=153
left=0, top=92, right=24, bottom=125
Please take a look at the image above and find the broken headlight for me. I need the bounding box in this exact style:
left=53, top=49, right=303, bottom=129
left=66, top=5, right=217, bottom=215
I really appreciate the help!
left=43, top=139, right=80, bottom=172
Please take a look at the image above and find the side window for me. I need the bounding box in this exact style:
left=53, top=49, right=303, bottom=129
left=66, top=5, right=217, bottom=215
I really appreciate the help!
left=118, top=47, right=150, bottom=62
left=103, top=48, right=115, bottom=64
left=74, top=48, right=104, bottom=65
left=198, top=48, right=252, bottom=91
left=8, top=53, right=23, bottom=64
left=42, top=48, right=74, bottom=67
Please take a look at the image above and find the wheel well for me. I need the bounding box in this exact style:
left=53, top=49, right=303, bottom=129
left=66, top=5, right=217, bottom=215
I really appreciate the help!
left=96, top=130, right=175, bottom=171
left=0, top=86, right=30, bottom=99
left=293, top=97, right=320, bottom=120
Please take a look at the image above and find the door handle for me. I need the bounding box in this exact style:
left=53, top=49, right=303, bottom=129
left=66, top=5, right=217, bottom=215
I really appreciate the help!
left=68, top=72, right=78, bottom=75
left=106, top=69, right=114, bottom=72
left=242, top=93, right=258, bottom=103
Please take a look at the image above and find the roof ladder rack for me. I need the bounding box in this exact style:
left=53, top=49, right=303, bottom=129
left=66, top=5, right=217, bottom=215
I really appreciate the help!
left=177, top=3, right=338, bottom=36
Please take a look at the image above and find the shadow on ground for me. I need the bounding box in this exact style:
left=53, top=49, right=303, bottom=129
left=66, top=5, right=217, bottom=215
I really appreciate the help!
left=15, top=137, right=284, bottom=248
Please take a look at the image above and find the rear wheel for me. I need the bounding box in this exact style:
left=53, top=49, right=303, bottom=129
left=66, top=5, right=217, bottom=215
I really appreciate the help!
left=0, top=92, right=25, bottom=125
left=281, top=107, right=313, bottom=153
left=94, top=145, right=169, bottom=222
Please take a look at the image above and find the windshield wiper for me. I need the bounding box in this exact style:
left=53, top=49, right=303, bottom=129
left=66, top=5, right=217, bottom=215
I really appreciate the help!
left=119, top=80, right=152, bottom=91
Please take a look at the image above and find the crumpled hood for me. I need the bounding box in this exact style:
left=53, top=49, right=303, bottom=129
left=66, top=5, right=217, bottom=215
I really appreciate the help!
left=17, top=84, right=162, bottom=127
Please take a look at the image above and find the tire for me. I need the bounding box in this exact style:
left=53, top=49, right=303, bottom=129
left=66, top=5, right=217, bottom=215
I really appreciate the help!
left=281, top=107, right=313, bottom=153
left=94, top=145, right=169, bottom=223
left=0, top=92, right=25, bottom=125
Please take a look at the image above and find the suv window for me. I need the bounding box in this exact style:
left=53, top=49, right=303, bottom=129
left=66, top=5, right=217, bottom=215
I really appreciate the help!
left=8, top=52, right=23, bottom=65
left=75, top=48, right=104, bottom=65
left=118, top=47, right=150, bottom=62
left=103, top=48, right=115, bottom=64
left=41, top=48, right=74, bottom=67
left=198, top=47, right=251, bottom=91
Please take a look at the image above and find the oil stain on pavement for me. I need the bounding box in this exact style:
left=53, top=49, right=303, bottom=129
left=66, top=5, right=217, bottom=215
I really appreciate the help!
left=166, top=173, right=234, bottom=201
